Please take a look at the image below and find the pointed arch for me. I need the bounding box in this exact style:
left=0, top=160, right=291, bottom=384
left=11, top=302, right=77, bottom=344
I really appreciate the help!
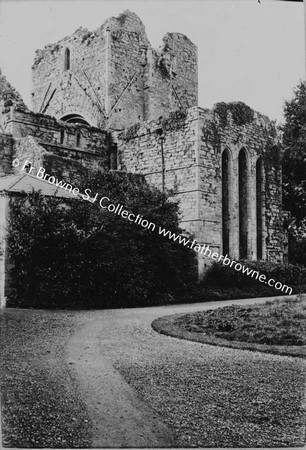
left=256, top=157, right=264, bottom=259
left=238, top=148, right=248, bottom=259
left=222, top=148, right=230, bottom=256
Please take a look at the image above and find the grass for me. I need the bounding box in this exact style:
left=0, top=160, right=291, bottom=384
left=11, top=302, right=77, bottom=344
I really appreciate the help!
left=175, top=296, right=306, bottom=346
left=152, top=296, right=306, bottom=358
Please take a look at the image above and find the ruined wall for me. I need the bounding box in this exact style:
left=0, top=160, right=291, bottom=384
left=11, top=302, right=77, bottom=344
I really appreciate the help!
left=32, top=23, right=109, bottom=127
left=0, top=195, right=9, bottom=308
left=31, top=10, right=198, bottom=131
left=0, top=133, right=15, bottom=176
left=116, top=109, right=199, bottom=232
left=2, top=107, right=110, bottom=170
left=13, top=136, right=100, bottom=187
left=0, top=133, right=108, bottom=194
left=106, top=11, right=150, bottom=129
left=116, top=104, right=284, bottom=273
left=197, top=102, right=283, bottom=268
left=0, top=69, right=28, bottom=132
left=147, top=33, right=197, bottom=122
left=106, top=13, right=198, bottom=129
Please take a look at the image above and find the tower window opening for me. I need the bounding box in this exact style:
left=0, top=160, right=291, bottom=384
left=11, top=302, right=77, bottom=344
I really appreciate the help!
left=60, top=130, right=65, bottom=144
left=64, top=48, right=70, bottom=71
left=110, top=144, right=118, bottom=170
left=76, top=132, right=81, bottom=147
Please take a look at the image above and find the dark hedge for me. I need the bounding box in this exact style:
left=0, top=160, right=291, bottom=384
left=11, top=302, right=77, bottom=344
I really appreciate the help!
left=7, top=172, right=198, bottom=309
left=202, top=260, right=306, bottom=296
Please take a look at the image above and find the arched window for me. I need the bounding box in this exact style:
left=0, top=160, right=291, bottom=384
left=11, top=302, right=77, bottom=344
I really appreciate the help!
left=64, top=48, right=70, bottom=71
left=256, top=157, right=263, bottom=259
left=222, top=149, right=230, bottom=255
left=61, top=114, right=90, bottom=126
left=76, top=132, right=81, bottom=147
left=238, top=148, right=248, bottom=259
left=60, top=130, right=65, bottom=144
left=110, top=144, right=118, bottom=170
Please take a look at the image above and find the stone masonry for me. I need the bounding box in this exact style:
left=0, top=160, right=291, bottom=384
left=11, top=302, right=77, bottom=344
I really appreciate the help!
left=115, top=104, right=283, bottom=274
left=31, top=11, right=197, bottom=130
left=0, top=9, right=284, bottom=295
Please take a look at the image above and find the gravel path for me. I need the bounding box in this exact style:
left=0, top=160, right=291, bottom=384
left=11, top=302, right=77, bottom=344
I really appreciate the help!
left=0, top=309, right=92, bottom=448
left=1, top=296, right=305, bottom=448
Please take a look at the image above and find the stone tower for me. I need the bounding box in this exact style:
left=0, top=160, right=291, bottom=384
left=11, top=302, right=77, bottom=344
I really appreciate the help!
left=31, top=10, right=198, bottom=131
left=0, top=10, right=284, bottom=285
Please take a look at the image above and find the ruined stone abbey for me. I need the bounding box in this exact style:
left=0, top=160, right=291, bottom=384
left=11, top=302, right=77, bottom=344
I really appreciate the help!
left=0, top=10, right=284, bottom=302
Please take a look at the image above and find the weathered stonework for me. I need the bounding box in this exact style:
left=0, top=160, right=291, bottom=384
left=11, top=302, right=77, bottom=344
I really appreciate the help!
left=0, top=106, right=111, bottom=179
left=31, top=10, right=197, bottom=130
left=0, top=194, right=9, bottom=308
left=0, top=9, right=284, bottom=306
left=115, top=104, right=283, bottom=274
left=0, top=70, right=28, bottom=132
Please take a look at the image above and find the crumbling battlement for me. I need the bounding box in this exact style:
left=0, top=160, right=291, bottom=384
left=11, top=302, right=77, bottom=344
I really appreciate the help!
left=4, top=106, right=109, bottom=155
left=31, top=10, right=198, bottom=130
left=0, top=107, right=112, bottom=177
left=0, top=70, right=28, bottom=132
left=0, top=133, right=15, bottom=176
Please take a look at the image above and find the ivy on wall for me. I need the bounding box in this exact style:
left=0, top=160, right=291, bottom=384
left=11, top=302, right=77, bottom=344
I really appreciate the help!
left=160, top=109, right=187, bottom=132
left=213, top=101, right=255, bottom=128
left=118, top=122, right=141, bottom=140
left=118, top=109, right=188, bottom=141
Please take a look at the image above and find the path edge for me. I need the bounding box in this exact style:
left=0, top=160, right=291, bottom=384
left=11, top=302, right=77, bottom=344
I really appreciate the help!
left=151, top=313, right=306, bottom=359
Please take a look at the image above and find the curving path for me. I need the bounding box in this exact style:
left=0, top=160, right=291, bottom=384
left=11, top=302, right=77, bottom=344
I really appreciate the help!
left=65, top=296, right=305, bottom=447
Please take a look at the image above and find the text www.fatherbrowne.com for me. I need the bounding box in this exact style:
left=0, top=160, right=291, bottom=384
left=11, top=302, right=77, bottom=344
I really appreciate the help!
left=158, top=228, right=292, bottom=295
left=15, top=158, right=292, bottom=295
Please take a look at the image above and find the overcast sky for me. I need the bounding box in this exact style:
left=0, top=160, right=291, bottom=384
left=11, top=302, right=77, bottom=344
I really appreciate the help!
left=0, top=0, right=304, bottom=123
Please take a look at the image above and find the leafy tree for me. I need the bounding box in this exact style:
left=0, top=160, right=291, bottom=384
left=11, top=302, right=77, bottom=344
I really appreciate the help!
left=282, top=81, right=306, bottom=225
left=281, top=81, right=306, bottom=266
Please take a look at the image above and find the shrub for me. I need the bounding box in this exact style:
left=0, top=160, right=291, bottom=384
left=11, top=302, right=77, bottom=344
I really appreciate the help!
left=202, top=260, right=306, bottom=295
left=288, top=234, right=306, bottom=267
left=7, top=172, right=198, bottom=309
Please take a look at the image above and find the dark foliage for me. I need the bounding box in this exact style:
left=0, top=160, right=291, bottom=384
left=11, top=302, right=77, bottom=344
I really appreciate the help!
left=7, top=172, right=198, bottom=309
left=282, top=81, right=306, bottom=225
left=214, top=101, right=254, bottom=127
left=281, top=81, right=306, bottom=266
left=201, top=260, right=306, bottom=297
left=288, top=232, right=306, bottom=267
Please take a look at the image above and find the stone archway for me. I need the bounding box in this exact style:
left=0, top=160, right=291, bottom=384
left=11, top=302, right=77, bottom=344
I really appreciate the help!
left=60, top=113, right=91, bottom=126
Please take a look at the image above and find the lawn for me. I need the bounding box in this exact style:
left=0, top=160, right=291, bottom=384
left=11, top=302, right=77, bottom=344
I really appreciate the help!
left=174, top=296, right=306, bottom=346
